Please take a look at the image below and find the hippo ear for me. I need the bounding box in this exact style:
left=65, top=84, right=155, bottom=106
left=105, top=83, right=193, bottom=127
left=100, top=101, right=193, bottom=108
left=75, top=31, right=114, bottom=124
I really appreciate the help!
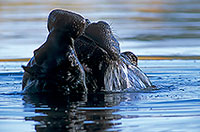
left=22, top=65, right=44, bottom=77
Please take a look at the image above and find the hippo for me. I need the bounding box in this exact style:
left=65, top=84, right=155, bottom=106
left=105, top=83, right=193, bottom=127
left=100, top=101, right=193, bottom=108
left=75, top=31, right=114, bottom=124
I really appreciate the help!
left=22, top=9, right=152, bottom=94
left=22, top=9, right=87, bottom=94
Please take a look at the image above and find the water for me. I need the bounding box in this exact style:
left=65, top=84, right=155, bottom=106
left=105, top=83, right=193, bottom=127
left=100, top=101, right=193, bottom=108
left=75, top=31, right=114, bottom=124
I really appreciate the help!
left=1, top=0, right=200, bottom=58
left=0, top=60, right=200, bottom=132
left=0, top=0, right=200, bottom=131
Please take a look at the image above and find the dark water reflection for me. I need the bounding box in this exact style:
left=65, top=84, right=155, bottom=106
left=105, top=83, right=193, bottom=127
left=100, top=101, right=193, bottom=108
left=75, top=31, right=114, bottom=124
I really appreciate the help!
left=1, top=0, right=200, bottom=58
left=23, top=93, right=122, bottom=132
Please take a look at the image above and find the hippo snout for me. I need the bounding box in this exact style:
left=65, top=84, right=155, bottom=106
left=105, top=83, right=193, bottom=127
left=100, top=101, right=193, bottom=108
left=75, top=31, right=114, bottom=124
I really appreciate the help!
left=47, top=9, right=86, bottom=38
left=84, top=21, right=120, bottom=60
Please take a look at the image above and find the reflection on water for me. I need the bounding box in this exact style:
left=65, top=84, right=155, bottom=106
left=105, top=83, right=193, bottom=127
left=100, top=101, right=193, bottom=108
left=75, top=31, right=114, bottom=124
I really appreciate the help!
left=23, top=93, right=122, bottom=132
left=0, top=0, right=200, bottom=58
left=0, top=60, right=200, bottom=131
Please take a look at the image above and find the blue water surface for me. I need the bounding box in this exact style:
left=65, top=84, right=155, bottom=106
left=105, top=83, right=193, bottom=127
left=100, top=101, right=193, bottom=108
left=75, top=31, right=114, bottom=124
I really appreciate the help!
left=0, top=60, right=200, bottom=132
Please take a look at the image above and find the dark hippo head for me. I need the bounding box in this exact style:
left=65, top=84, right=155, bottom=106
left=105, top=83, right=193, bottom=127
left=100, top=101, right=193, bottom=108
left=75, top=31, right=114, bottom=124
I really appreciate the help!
left=75, top=21, right=121, bottom=63
left=84, top=21, right=120, bottom=60
left=32, top=9, right=86, bottom=66
left=22, top=9, right=87, bottom=94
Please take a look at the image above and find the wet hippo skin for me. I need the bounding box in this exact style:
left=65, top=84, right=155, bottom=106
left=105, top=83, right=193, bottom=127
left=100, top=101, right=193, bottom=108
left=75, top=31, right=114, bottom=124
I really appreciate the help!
left=22, top=9, right=87, bottom=94
left=22, top=9, right=152, bottom=94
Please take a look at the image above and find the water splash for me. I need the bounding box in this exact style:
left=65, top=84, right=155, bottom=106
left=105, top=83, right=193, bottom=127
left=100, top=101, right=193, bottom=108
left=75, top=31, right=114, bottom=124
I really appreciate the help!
left=104, top=56, right=152, bottom=92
